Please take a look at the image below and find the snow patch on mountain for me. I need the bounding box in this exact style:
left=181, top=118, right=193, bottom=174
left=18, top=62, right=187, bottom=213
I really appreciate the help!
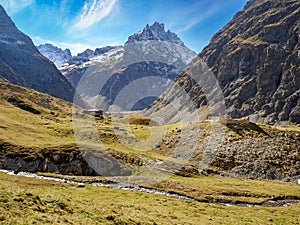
left=37, top=44, right=72, bottom=67
left=68, top=46, right=119, bottom=65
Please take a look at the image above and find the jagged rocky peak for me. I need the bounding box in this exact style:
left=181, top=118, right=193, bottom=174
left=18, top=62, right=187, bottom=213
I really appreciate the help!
left=94, top=46, right=117, bottom=55
left=126, top=22, right=184, bottom=46
left=77, top=49, right=94, bottom=58
left=75, top=46, right=119, bottom=58
left=37, top=43, right=72, bottom=67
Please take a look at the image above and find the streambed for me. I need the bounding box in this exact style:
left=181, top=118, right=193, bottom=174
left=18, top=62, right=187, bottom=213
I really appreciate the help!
left=1, top=169, right=299, bottom=208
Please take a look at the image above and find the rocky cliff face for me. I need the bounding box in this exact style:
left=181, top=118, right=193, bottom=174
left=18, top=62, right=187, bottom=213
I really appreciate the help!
left=98, top=62, right=179, bottom=110
left=0, top=5, right=75, bottom=102
left=148, top=0, right=300, bottom=124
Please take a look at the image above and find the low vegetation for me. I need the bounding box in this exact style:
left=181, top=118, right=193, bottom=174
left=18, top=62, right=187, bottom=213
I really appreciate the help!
left=0, top=82, right=299, bottom=224
left=0, top=172, right=300, bottom=225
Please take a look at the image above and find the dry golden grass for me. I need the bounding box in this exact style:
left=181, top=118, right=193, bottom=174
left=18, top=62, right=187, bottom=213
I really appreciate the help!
left=0, top=172, right=299, bottom=225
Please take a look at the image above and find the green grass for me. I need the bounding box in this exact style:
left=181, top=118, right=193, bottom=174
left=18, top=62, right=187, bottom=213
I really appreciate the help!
left=0, top=172, right=299, bottom=225
left=1, top=82, right=300, bottom=224
left=150, top=175, right=300, bottom=204
left=0, top=83, right=75, bottom=148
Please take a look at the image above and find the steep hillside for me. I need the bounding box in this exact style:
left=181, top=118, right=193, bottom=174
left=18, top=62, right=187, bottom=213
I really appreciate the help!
left=148, top=0, right=300, bottom=124
left=0, top=5, right=75, bottom=102
left=0, top=82, right=299, bottom=182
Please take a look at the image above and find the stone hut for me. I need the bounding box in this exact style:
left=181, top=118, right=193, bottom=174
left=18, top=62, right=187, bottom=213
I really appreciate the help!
left=83, top=109, right=103, bottom=117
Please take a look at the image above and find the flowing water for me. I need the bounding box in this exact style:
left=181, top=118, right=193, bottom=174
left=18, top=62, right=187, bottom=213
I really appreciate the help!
left=1, top=169, right=299, bottom=207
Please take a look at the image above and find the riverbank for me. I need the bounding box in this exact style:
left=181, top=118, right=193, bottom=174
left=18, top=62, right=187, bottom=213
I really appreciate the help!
left=0, top=171, right=299, bottom=224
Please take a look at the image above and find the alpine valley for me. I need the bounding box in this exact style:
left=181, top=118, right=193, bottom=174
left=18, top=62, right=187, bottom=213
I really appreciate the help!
left=0, top=0, right=299, bottom=224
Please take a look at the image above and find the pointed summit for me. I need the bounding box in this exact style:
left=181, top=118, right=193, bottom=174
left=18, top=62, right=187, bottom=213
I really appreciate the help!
left=126, top=22, right=184, bottom=46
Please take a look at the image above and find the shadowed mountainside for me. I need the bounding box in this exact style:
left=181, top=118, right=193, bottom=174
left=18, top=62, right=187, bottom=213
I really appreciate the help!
left=0, top=5, right=75, bottom=102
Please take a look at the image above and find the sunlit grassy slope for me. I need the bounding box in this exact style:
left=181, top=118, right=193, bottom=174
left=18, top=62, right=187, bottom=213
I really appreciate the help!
left=0, top=82, right=75, bottom=147
left=0, top=82, right=300, bottom=224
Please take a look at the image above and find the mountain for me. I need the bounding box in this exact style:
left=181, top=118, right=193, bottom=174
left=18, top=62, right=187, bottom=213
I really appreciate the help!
left=147, top=0, right=300, bottom=125
left=0, top=5, right=75, bottom=102
left=68, top=46, right=118, bottom=65
left=59, top=22, right=196, bottom=110
left=126, top=22, right=184, bottom=46
left=37, top=44, right=72, bottom=67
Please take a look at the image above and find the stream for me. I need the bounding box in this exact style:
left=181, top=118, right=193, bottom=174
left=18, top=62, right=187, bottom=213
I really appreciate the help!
left=1, top=169, right=299, bottom=208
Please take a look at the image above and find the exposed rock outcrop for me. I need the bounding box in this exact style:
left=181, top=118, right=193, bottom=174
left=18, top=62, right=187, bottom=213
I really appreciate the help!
left=0, top=142, right=132, bottom=176
left=37, top=44, right=72, bottom=67
left=126, top=22, right=184, bottom=46
left=148, top=0, right=300, bottom=124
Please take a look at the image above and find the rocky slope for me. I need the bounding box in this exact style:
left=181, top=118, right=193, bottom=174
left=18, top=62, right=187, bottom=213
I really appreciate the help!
left=0, top=82, right=299, bottom=182
left=59, top=22, right=196, bottom=110
left=37, top=44, right=72, bottom=67
left=152, top=120, right=300, bottom=183
left=68, top=46, right=118, bottom=65
left=147, top=0, right=300, bottom=124
left=0, top=5, right=75, bottom=102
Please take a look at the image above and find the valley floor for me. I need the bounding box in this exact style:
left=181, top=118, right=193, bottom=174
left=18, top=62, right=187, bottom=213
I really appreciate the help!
left=0, top=172, right=299, bottom=224
left=0, top=82, right=299, bottom=224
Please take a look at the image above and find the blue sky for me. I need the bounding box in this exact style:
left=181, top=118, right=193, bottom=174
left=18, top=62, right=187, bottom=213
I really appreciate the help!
left=0, top=0, right=248, bottom=55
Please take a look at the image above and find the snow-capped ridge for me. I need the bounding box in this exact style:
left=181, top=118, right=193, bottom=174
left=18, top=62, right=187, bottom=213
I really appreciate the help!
left=37, top=43, right=72, bottom=67
left=69, top=46, right=120, bottom=64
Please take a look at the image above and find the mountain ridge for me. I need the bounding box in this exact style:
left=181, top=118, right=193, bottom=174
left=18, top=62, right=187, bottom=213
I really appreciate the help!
left=147, top=0, right=300, bottom=125
left=126, top=22, right=184, bottom=46
left=0, top=5, right=75, bottom=102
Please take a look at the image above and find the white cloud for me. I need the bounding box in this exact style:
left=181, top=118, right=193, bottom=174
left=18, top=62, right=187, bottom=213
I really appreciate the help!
left=72, top=0, right=117, bottom=31
left=0, top=0, right=34, bottom=15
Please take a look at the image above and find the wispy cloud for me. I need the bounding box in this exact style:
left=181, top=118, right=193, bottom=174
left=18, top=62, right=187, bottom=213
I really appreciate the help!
left=72, top=0, right=117, bottom=31
left=176, top=5, right=221, bottom=33
left=149, top=1, right=221, bottom=35
left=0, top=0, right=34, bottom=15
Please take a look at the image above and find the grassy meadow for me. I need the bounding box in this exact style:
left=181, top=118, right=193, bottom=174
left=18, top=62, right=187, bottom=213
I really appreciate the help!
left=0, top=82, right=299, bottom=224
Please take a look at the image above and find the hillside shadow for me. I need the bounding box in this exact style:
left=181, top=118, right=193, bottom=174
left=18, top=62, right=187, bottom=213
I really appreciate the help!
left=225, top=122, right=269, bottom=137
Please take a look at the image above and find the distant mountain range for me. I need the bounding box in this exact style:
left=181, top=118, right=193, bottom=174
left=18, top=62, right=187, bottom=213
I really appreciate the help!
left=0, top=5, right=75, bottom=102
left=147, top=0, right=300, bottom=125
left=38, top=22, right=196, bottom=111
